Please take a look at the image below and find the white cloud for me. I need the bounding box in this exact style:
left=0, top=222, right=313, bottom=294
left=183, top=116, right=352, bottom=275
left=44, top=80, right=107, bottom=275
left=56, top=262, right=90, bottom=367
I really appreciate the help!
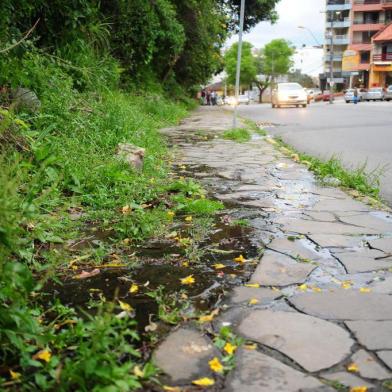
left=226, top=0, right=325, bottom=75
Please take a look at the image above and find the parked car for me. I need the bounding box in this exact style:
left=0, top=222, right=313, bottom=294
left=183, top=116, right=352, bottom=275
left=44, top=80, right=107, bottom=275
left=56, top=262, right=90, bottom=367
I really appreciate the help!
left=385, top=85, right=392, bottom=101
left=224, top=95, right=250, bottom=105
left=344, top=88, right=365, bottom=103
left=321, top=90, right=332, bottom=102
left=305, top=89, right=318, bottom=103
left=365, top=87, right=385, bottom=101
left=272, top=83, right=307, bottom=108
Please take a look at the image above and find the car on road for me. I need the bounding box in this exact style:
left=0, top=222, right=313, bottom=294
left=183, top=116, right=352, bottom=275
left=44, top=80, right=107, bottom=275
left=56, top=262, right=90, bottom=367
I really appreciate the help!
left=385, top=85, right=392, bottom=101
left=272, top=83, right=307, bottom=108
left=225, top=95, right=250, bottom=105
left=305, top=88, right=320, bottom=103
left=365, top=87, right=385, bottom=101
left=344, top=88, right=366, bottom=103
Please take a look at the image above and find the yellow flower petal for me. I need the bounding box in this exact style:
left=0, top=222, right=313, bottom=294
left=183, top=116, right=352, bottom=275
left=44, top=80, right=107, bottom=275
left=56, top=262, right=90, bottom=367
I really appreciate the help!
left=298, top=284, right=308, bottom=292
left=180, top=275, right=195, bottom=285
left=192, top=377, right=215, bottom=387
left=199, top=314, right=214, bottom=323
left=118, top=300, right=133, bottom=312
left=129, top=284, right=139, bottom=294
left=224, top=342, right=237, bottom=355
left=341, top=280, right=353, bottom=289
left=10, top=370, right=21, bottom=380
left=122, top=205, right=132, bottom=214
left=347, top=363, right=359, bottom=373
left=208, top=357, right=223, bottom=373
left=185, top=216, right=193, bottom=222
left=243, top=343, right=257, bottom=351
left=312, top=287, right=322, bottom=293
left=244, top=283, right=260, bottom=288
left=181, top=261, right=189, bottom=267
left=249, top=298, right=259, bottom=305
left=167, top=211, right=175, bottom=218
left=163, top=386, right=181, bottom=392
left=33, top=349, right=51, bottom=363
left=234, top=254, right=246, bottom=263
left=350, top=387, right=368, bottom=392
left=359, top=287, right=371, bottom=293
left=212, top=263, right=226, bottom=270
left=133, top=365, right=144, bottom=378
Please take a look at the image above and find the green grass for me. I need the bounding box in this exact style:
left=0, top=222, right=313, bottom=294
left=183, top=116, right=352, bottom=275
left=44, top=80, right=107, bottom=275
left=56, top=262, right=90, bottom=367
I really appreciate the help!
left=222, top=128, right=251, bottom=143
left=274, top=137, right=382, bottom=201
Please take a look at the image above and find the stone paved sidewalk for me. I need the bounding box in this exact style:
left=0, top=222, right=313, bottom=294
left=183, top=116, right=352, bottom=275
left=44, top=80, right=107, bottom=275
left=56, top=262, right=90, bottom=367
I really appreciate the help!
left=155, top=107, right=392, bottom=391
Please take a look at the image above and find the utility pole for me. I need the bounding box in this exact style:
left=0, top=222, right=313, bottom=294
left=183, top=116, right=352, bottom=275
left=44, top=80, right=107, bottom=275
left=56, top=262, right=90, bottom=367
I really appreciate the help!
left=233, top=0, right=245, bottom=129
left=328, top=10, right=340, bottom=104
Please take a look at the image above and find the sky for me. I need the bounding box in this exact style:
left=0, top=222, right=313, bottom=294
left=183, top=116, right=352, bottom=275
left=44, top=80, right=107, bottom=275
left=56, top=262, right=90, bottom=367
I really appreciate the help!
left=226, top=0, right=325, bottom=76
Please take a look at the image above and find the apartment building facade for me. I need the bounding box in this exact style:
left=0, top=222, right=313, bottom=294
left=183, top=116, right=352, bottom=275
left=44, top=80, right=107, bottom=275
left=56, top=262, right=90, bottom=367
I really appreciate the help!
left=322, top=0, right=392, bottom=89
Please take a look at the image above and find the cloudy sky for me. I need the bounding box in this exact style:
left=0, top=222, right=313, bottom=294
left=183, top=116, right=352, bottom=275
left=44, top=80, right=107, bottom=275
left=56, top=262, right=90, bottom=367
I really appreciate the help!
left=226, top=0, right=325, bottom=76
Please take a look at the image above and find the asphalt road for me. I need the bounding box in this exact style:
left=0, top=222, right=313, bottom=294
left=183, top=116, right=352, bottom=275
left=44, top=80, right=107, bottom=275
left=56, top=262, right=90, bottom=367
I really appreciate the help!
left=236, top=100, right=392, bottom=205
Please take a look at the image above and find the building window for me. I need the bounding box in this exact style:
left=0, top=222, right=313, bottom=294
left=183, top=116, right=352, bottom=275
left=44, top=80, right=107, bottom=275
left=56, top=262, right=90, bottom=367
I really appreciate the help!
left=360, top=51, right=370, bottom=64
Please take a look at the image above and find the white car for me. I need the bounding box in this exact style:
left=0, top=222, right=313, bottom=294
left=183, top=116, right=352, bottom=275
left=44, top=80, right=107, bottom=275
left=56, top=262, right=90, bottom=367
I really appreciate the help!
left=365, top=87, right=385, bottom=101
left=384, top=85, right=392, bottom=101
left=272, top=83, right=308, bottom=108
left=225, top=95, right=250, bottom=105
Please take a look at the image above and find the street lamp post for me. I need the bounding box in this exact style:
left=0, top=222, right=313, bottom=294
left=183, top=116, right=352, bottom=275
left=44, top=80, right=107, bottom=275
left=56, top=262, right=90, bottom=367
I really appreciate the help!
left=297, top=25, right=322, bottom=47
left=233, top=0, right=245, bottom=129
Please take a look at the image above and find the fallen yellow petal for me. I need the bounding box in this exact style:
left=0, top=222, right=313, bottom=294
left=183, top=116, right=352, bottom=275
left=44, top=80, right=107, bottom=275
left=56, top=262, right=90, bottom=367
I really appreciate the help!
left=133, top=365, right=144, bottom=378
left=118, top=300, right=133, bottom=312
left=341, top=280, right=353, bottom=289
left=347, top=363, right=359, bottom=373
left=185, top=216, right=193, bottom=222
left=9, top=370, right=21, bottom=380
left=249, top=298, right=259, bottom=305
left=298, top=284, right=308, bottom=292
left=212, top=263, right=226, bottom=270
left=33, top=349, right=51, bottom=363
left=163, top=386, right=181, bottom=392
left=244, top=283, right=260, bottom=288
left=312, top=287, right=322, bottom=293
left=243, top=343, right=257, bottom=351
left=122, top=205, right=132, bottom=214
left=350, top=387, right=367, bottom=392
left=129, top=284, right=139, bottom=294
left=359, top=287, right=371, bottom=293
left=167, top=211, right=175, bottom=218
left=208, top=357, right=223, bottom=373
left=234, top=254, right=246, bottom=263
left=181, top=261, right=189, bottom=267
left=224, top=342, right=237, bottom=355
left=192, top=377, right=215, bottom=387
left=180, top=275, right=195, bottom=285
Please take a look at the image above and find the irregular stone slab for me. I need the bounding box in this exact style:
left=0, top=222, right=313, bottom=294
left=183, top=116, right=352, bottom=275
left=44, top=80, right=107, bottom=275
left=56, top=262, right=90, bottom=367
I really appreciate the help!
left=311, top=198, right=370, bottom=212
left=250, top=251, right=316, bottom=287
left=370, top=276, right=392, bottom=294
left=377, top=351, right=392, bottom=370
left=305, top=211, right=337, bottom=222
left=336, top=250, right=392, bottom=273
left=278, top=218, right=379, bottom=235
left=153, top=327, right=219, bottom=383
left=345, top=321, right=392, bottom=350
left=340, top=214, right=392, bottom=233
left=267, top=238, right=322, bottom=261
left=290, top=291, right=392, bottom=320
left=322, top=372, right=374, bottom=389
left=369, top=237, right=392, bottom=253
left=309, top=234, right=364, bottom=248
left=224, top=348, right=330, bottom=392
left=351, top=349, right=391, bottom=380
left=237, top=310, right=353, bottom=372
left=228, top=286, right=281, bottom=305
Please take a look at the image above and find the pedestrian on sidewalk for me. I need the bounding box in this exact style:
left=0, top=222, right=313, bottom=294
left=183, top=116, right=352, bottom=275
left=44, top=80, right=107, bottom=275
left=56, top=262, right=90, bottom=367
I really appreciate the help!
left=206, top=90, right=211, bottom=106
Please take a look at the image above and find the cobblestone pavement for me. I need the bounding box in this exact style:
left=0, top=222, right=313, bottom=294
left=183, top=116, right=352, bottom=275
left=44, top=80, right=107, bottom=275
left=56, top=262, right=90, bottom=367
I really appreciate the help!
left=155, top=107, right=392, bottom=391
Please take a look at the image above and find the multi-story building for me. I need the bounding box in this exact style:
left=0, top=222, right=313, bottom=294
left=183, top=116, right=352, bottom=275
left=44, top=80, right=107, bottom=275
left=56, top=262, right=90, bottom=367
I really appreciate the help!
left=321, top=0, right=352, bottom=90
left=322, top=0, right=392, bottom=89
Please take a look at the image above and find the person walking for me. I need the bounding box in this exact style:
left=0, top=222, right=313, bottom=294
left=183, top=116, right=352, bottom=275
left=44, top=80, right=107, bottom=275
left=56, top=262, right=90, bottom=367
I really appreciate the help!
left=353, top=88, right=359, bottom=105
left=206, top=90, right=211, bottom=106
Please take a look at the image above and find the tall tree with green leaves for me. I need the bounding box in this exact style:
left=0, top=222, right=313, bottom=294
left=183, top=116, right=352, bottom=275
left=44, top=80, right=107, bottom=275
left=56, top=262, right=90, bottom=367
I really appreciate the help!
left=224, top=41, right=257, bottom=90
left=254, top=39, right=295, bottom=102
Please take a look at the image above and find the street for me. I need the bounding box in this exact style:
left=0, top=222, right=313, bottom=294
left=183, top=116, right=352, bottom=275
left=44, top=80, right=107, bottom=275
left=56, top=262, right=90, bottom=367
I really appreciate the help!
left=236, top=100, right=392, bottom=205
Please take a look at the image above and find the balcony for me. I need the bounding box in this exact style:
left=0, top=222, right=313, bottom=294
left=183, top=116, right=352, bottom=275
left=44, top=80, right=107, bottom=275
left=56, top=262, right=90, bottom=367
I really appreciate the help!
left=353, top=0, right=383, bottom=11
left=382, top=0, right=392, bottom=8
left=327, top=0, right=352, bottom=11
left=326, top=18, right=351, bottom=28
left=324, top=53, right=344, bottom=61
left=330, top=34, right=350, bottom=44
left=351, top=23, right=384, bottom=31
left=373, top=53, right=392, bottom=62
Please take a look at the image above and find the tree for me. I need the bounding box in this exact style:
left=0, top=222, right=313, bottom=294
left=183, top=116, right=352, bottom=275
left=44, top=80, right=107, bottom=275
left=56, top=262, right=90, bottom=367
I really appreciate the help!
left=288, top=69, right=314, bottom=88
left=254, top=39, right=294, bottom=102
left=224, top=41, right=257, bottom=88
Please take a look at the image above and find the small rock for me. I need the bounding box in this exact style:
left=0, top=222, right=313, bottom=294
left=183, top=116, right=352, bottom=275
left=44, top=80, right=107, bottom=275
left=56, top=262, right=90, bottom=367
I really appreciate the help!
left=116, top=143, right=145, bottom=171
left=153, top=327, right=219, bottom=383
left=350, top=349, right=391, bottom=380
left=11, top=87, right=41, bottom=113
left=224, top=348, right=330, bottom=392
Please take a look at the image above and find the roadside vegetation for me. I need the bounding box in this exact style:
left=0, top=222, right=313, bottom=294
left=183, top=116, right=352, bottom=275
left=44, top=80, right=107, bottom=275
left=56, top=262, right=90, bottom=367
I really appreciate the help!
left=222, top=128, right=252, bottom=143
left=270, top=136, right=383, bottom=202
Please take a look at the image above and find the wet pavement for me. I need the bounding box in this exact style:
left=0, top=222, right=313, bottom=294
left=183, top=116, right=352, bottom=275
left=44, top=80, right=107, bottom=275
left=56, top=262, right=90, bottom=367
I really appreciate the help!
left=154, top=106, right=392, bottom=391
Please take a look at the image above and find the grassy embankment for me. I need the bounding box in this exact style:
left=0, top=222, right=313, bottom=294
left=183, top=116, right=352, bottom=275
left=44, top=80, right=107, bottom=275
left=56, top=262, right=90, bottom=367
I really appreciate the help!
left=0, top=48, right=229, bottom=390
